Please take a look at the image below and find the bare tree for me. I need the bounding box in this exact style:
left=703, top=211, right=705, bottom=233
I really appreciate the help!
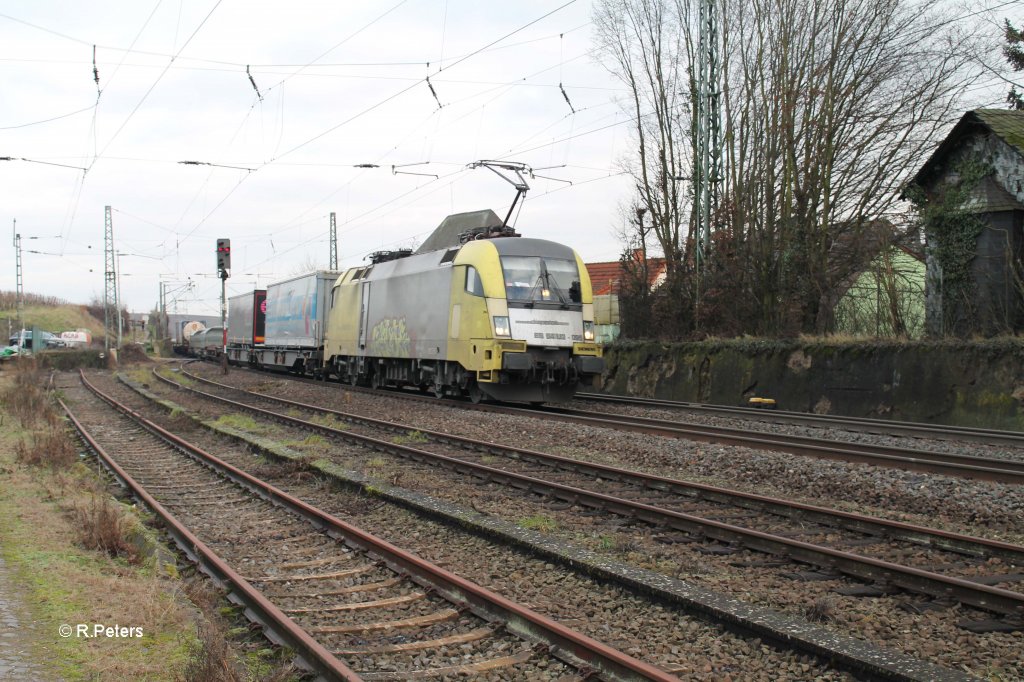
left=594, top=0, right=690, bottom=282
left=594, top=0, right=983, bottom=337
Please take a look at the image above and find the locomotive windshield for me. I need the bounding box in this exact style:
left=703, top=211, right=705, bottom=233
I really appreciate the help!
left=501, top=256, right=581, bottom=305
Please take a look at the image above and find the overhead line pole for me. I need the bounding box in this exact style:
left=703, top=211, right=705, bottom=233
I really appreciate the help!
left=103, top=206, right=118, bottom=353
left=116, top=252, right=124, bottom=349
left=694, top=0, right=722, bottom=321
left=13, top=219, right=23, bottom=334
left=329, top=212, right=338, bottom=270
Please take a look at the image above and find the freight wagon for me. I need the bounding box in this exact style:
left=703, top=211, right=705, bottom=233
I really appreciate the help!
left=252, top=271, right=340, bottom=372
left=226, top=289, right=266, bottom=366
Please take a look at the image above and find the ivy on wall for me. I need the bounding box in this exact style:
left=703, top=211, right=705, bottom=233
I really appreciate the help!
left=906, top=158, right=993, bottom=332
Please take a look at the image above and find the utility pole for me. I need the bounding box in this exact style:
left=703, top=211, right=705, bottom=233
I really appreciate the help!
left=103, top=206, right=118, bottom=353
left=12, top=219, right=23, bottom=334
left=329, top=212, right=338, bottom=270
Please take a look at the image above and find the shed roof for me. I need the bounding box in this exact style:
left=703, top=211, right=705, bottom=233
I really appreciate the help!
left=910, top=109, right=1024, bottom=188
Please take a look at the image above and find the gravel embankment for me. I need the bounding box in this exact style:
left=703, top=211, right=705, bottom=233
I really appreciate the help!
left=145, top=364, right=1024, bottom=677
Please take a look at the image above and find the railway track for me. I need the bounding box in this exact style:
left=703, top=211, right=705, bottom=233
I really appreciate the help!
left=514, top=404, right=1024, bottom=485
left=574, top=392, right=1024, bottom=447
left=62, top=370, right=678, bottom=681
left=211, top=360, right=1024, bottom=484
left=161, top=366, right=1024, bottom=623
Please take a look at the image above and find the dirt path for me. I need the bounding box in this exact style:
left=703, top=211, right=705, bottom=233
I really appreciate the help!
left=0, top=553, right=50, bottom=681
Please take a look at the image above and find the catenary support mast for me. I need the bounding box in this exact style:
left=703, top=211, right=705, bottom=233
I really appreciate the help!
left=103, top=205, right=118, bottom=352
left=329, top=212, right=338, bottom=270
left=694, top=0, right=722, bottom=278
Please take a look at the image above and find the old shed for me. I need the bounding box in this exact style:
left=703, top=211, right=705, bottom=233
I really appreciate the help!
left=910, top=109, right=1024, bottom=336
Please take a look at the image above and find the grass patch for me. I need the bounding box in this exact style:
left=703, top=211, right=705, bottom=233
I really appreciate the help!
left=0, top=364, right=301, bottom=680
left=123, top=368, right=152, bottom=385
left=282, top=433, right=330, bottom=455
left=518, top=514, right=558, bottom=533
left=309, top=413, right=348, bottom=430
left=362, top=456, right=403, bottom=485
left=158, top=368, right=194, bottom=387
left=0, top=302, right=105, bottom=339
left=214, top=412, right=267, bottom=434
left=0, top=405, right=196, bottom=678
left=391, top=429, right=429, bottom=445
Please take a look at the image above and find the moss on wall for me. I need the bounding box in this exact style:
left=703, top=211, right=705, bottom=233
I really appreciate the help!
left=598, top=339, right=1024, bottom=430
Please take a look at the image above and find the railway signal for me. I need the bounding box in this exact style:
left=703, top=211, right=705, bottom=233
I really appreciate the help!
left=216, top=238, right=231, bottom=275
left=216, top=238, right=230, bottom=373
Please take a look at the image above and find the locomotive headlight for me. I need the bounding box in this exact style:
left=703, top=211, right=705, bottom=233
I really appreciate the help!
left=583, top=320, right=595, bottom=342
left=493, top=316, right=511, bottom=338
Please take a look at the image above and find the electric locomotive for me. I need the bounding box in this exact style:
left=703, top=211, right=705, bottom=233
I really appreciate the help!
left=322, top=209, right=603, bottom=403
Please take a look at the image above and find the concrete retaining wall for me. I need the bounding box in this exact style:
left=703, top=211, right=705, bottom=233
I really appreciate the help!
left=598, top=339, right=1024, bottom=430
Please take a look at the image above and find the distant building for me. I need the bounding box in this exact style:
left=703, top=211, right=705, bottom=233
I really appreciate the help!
left=909, top=109, right=1024, bottom=336
left=585, top=251, right=668, bottom=343
left=833, top=244, right=926, bottom=338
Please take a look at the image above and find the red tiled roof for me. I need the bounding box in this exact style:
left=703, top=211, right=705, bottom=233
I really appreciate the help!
left=585, top=254, right=667, bottom=296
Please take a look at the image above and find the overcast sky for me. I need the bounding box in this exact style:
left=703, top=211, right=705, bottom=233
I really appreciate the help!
left=1, top=1, right=1017, bottom=317
left=2, top=0, right=640, bottom=316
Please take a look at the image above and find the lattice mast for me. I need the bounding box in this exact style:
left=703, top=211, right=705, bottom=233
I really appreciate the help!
left=103, top=205, right=118, bottom=351
left=12, top=219, right=23, bottom=332
left=329, top=212, right=338, bottom=270
left=694, top=0, right=722, bottom=272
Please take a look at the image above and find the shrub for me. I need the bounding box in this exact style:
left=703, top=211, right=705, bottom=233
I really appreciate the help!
left=73, top=495, right=137, bottom=562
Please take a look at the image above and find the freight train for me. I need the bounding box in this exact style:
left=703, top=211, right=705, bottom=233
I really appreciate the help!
left=219, top=210, right=604, bottom=403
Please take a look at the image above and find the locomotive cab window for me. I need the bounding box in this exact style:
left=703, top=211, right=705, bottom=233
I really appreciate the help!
left=501, top=256, right=581, bottom=306
left=465, top=266, right=484, bottom=296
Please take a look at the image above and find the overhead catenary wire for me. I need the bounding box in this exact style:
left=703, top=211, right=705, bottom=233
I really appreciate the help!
left=88, top=0, right=224, bottom=171
left=19, top=0, right=995, bottom=312
left=165, top=0, right=585, bottom=260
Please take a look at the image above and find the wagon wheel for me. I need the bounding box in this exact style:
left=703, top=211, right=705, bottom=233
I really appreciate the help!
left=370, top=371, right=383, bottom=390
left=467, top=383, right=485, bottom=404
left=432, top=381, right=446, bottom=399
